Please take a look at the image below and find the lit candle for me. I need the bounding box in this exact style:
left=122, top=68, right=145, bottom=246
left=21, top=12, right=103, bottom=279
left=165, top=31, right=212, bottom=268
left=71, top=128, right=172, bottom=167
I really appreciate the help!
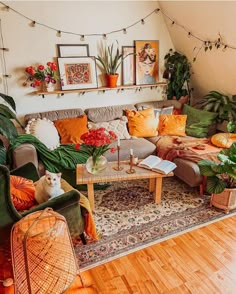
left=130, top=148, right=133, bottom=156
left=117, top=137, right=120, bottom=147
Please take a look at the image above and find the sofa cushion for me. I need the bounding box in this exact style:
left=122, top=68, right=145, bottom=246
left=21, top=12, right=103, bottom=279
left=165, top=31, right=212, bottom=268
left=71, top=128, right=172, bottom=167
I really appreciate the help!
left=85, top=104, right=136, bottom=123
left=135, top=100, right=182, bottom=111
left=25, top=118, right=60, bottom=150
left=24, top=108, right=84, bottom=125
left=182, top=104, right=217, bottom=138
left=158, top=114, right=187, bottom=136
left=126, top=108, right=158, bottom=137
left=88, top=116, right=131, bottom=139
left=10, top=175, right=36, bottom=211
left=54, top=115, right=88, bottom=144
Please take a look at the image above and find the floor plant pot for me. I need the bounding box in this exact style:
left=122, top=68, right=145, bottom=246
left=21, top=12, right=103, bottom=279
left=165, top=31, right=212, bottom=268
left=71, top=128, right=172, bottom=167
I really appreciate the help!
left=210, top=188, right=236, bottom=213
left=106, top=74, right=119, bottom=88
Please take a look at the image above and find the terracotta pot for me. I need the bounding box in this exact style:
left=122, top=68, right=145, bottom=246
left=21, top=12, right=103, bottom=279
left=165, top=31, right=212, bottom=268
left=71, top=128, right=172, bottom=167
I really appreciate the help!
left=106, top=74, right=119, bottom=88
left=211, top=188, right=236, bottom=213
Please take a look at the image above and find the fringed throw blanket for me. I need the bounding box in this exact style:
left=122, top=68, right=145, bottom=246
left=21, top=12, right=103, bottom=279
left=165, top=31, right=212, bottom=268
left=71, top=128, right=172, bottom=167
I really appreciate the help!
left=156, top=136, right=221, bottom=163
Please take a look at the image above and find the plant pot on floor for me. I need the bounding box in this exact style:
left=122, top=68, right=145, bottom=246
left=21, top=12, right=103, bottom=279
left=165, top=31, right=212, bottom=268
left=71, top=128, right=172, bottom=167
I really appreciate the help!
left=210, top=188, right=236, bottom=214
left=106, top=74, right=119, bottom=88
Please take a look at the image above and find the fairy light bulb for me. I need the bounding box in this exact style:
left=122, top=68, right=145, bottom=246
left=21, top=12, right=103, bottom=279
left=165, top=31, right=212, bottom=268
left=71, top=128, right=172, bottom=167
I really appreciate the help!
left=123, top=28, right=127, bottom=34
left=155, top=8, right=160, bottom=13
left=188, top=32, right=191, bottom=38
left=141, top=19, right=145, bottom=25
left=30, top=21, right=36, bottom=27
left=171, top=21, right=175, bottom=26
left=57, top=30, right=61, bottom=37
left=103, top=34, right=107, bottom=40
left=222, top=45, right=228, bottom=52
left=80, top=35, right=85, bottom=41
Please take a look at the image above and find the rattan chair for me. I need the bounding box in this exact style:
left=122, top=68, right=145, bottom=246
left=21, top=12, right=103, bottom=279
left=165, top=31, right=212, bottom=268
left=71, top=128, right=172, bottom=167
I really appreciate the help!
left=0, top=162, right=86, bottom=244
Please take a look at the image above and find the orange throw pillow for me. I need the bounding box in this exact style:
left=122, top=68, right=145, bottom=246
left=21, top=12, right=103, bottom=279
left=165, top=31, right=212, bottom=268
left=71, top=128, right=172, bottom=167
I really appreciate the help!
left=211, top=133, right=236, bottom=148
left=54, top=115, right=89, bottom=144
left=10, top=175, right=36, bottom=211
left=158, top=114, right=187, bottom=136
left=126, top=108, right=158, bottom=137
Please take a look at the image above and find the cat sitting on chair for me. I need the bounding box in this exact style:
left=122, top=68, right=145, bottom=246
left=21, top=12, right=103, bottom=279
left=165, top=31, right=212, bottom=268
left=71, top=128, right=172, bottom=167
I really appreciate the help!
left=35, top=170, right=65, bottom=204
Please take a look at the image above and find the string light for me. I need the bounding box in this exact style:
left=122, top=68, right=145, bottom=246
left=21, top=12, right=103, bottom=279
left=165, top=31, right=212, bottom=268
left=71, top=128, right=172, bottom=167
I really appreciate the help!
left=80, top=35, right=85, bottom=41
left=171, top=21, right=175, bottom=26
left=57, top=30, right=61, bottom=37
left=155, top=8, right=160, bottom=13
left=188, top=32, right=191, bottom=38
left=30, top=20, right=36, bottom=27
left=123, top=28, right=127, bottom=34
left=103, top=34, right=107, bottom=40
left=141, top=19, right=145, bottom=25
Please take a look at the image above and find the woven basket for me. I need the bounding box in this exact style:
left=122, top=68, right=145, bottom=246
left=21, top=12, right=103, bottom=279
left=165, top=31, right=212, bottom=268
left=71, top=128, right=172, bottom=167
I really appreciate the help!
left=11, top=208, right=78, bottom=294
left=211, top=188, right=236, bottom=213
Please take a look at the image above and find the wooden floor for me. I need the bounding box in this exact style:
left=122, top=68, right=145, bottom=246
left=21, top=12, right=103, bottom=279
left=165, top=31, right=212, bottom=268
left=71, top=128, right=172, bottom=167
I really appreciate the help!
left=1, top=216, right=236, bottom=294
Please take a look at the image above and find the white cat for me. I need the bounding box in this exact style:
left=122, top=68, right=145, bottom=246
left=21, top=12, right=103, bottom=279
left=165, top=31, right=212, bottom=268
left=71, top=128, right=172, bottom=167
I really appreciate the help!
left=35, top=170, right=65, bottom=204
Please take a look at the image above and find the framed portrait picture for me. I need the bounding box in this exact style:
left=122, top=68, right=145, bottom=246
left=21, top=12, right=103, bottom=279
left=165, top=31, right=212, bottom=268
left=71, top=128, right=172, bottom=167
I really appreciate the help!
left=58, top=57, right=98, bottom=90
left=135, top=40, right=159, bottom=85
left=57, top=44, right=89, bottom=57
left=122, top=46, right=135, bottom=85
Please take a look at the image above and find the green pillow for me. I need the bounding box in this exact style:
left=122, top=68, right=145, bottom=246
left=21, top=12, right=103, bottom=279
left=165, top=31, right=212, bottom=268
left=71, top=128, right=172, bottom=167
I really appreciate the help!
left=182, top=104, right=217, bottom=138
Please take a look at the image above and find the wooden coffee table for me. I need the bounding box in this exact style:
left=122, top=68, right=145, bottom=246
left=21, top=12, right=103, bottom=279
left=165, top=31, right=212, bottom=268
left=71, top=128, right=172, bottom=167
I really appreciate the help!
left=76, top=161, right=174, bottom=211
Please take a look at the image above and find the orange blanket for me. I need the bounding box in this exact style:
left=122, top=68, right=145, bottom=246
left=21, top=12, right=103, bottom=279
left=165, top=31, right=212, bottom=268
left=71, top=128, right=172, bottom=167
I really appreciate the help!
left=156, top=136, right=221, bottom=163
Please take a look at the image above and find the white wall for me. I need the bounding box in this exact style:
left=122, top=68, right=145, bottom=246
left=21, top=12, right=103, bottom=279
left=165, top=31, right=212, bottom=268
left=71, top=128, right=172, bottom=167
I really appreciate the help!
left=0, top=1, right=174, bottom=122
left=159, top=1, right=236, bottom=104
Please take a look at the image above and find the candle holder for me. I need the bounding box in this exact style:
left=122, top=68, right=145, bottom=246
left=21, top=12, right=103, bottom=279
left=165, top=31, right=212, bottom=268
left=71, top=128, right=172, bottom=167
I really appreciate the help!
left=126, top=154, right=136, bottom=174
left=113, top=146, right=124, bottom=171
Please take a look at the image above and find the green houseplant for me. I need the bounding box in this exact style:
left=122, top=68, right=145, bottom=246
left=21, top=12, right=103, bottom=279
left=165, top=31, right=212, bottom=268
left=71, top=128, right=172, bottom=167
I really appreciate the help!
left=96, top=41, right=132, bottom=88
left=0, top=93, right=23, bottom=164
left=195, top=90, right=236, bottom=123
left=163, top=49, right=192, bottom=102
left=198, top=144, right=236, bottom=212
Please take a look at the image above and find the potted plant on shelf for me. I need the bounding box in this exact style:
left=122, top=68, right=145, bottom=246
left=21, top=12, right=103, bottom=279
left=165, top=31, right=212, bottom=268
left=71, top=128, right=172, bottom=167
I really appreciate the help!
left=198, top=143, right=236, bottom=213
left=96, top=41, right=131, bottom=88
left=163, top=49, right=192, bottom=104
left=195, top=90, right=236, bottom=131
left=0, top=93, right=23, bottom=165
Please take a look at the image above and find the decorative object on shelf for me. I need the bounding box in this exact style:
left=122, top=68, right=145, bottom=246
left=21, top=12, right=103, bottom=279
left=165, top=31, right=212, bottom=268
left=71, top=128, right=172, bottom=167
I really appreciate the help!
left=58, top=56, right=98, bottom=90
left=57, top=44, right=89, bottom=57
left=135, top=40, right=159, bottom=85
left=11, top=208, right=82, bottom=294
left=198, top=142, right=236, bottom=212
left=163, top=49, right=192, bottom=102
left=96, top=41, right=133, bottom=88
left=122, top=46, right=135, bottom=86
left=23, top=61, right=59, bottom=91
left=75, top=128, right=117, bottom=174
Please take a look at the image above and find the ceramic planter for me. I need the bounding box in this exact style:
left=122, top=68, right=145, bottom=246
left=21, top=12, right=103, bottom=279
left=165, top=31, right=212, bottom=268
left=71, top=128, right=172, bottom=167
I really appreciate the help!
left=210, top=188, right=236, bottom=214
left=106, top=74, right=119, bottom=88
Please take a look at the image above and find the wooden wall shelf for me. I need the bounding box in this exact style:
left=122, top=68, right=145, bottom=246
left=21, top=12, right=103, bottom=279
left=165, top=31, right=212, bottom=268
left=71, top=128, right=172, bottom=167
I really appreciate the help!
left=35, top=82, right=167, bottom=98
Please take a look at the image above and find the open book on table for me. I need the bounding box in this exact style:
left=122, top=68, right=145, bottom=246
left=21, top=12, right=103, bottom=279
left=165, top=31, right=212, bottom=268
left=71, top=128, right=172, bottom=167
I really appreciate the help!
left=138, top=155, right=177, bottom=175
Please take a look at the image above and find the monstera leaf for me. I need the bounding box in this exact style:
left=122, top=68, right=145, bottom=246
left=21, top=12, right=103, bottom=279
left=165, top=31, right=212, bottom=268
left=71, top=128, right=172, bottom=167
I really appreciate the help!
left=0, top=140, right=6, bottom=165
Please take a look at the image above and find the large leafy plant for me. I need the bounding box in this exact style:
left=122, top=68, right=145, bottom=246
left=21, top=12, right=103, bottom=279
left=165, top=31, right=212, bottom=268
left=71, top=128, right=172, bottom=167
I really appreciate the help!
left=195, top=91, right=236, bottom=123
left=164, top=49, right=192, bottom=100
left=198, top=143, right=236, bottom=194
left=96, top=41, right=131, bottom=75
left=0, top=93, right=23, bottom=164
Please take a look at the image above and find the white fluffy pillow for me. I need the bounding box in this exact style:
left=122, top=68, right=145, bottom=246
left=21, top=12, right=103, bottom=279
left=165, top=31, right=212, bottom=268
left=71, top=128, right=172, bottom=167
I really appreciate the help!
left=25, top=118, right=60, bottom=150
left=88, top=116, right=131, bottom=139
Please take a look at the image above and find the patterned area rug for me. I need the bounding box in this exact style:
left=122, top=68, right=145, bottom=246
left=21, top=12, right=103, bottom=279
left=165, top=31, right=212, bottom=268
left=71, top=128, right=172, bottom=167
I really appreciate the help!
left=74, top=177, right=236, bottom=271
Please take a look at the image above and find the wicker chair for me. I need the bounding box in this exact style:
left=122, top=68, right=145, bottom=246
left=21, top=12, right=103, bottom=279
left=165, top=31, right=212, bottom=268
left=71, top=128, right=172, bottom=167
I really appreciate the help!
left=0, top=162, right=86, bottom=244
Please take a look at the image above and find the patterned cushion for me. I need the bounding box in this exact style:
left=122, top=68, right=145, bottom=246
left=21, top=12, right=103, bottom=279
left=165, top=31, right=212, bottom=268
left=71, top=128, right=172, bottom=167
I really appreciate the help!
left=10, top=175, right=36, bottom=211
left=88, top=116, right=131, bottom=139
left=25, top=118, right=60, bottom=150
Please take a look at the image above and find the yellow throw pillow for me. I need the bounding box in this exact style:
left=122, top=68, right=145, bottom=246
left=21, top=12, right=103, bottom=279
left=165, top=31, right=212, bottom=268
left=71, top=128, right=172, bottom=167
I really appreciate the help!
left=54, top=115, right=88, bottom=144
left=158, top=114, right=187, bottom=136
left=126, top=108, right=158, bottom=137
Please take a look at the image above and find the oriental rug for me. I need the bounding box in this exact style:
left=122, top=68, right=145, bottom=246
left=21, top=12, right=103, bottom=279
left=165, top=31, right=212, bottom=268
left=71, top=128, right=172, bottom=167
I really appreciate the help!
left=74, top=177, right=236, bottom=271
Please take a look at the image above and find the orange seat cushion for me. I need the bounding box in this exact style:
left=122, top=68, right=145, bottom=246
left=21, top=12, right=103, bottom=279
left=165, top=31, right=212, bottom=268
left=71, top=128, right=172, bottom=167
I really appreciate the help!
left=54, top=115, right=89, bottom=144
left=211, top=133, right=236, bottom=148
left=126, top=108, right=158, bottom=137
left=158, top=114, right=187, bottom=136
left=10, top=175, right=36, bottom=211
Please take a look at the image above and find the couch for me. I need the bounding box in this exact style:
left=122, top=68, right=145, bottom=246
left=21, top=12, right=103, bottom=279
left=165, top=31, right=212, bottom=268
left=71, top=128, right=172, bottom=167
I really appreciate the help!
left=11, top=100, right=210, bottom=189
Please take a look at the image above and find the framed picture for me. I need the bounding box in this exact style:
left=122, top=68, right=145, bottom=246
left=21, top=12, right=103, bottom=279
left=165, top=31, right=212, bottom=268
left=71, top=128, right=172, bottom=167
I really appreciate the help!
left=135, top=40, right=159, bottom=85
left=122, top=46, right=135, bottom=85
left=58, top=57, right=98, bottom=90
left=57, top=44, right=89, bottom=57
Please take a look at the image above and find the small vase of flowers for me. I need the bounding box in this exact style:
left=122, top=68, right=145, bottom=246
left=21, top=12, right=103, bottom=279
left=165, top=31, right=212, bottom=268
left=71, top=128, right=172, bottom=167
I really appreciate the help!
left=75, top=128, right=117, bottom=174
left=23, top=61, right=59, bottom=91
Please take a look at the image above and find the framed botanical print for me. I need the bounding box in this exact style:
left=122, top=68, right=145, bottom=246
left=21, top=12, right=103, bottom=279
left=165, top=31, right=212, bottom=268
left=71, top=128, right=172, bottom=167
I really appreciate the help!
left=58, top=57, right=98, bottom=90
left=122, top=46, right=135, bottom=85
left=135, top=40, right=159, bottom=85
left=57, top=44, right=89, bottom=57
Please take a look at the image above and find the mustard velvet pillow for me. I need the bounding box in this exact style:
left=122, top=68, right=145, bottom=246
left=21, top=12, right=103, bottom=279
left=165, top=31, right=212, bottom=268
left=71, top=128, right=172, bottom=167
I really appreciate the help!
left=158, top=114, right=187, bottom=136
left=126, top=108, right=158, bottom=137
left=54, top=115, right=88, bottom=144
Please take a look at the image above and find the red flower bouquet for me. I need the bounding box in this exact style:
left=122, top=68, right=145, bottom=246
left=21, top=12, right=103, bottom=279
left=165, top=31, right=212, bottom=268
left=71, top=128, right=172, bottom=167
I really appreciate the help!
left=75, top=128, right=117, bottom=174
left=23, top=61, right=59, bottom=88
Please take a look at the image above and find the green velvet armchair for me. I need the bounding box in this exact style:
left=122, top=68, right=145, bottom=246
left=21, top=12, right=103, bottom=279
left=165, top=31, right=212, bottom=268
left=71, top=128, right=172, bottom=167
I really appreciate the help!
left=0, top=162, right=86, bottom=244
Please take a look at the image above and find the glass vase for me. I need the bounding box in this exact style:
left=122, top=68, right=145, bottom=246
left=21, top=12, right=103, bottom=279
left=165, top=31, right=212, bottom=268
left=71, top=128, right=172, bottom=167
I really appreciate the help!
left=85, top=155, right=108, bottom=174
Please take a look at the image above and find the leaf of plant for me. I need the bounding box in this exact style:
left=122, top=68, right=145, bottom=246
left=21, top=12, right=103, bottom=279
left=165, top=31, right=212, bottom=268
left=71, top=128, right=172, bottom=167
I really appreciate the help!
left=0, top=92, right=16, bottom=111
left=0, top=115, right=18, bottom=140
left=0, top=140, right=6, bottom=165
